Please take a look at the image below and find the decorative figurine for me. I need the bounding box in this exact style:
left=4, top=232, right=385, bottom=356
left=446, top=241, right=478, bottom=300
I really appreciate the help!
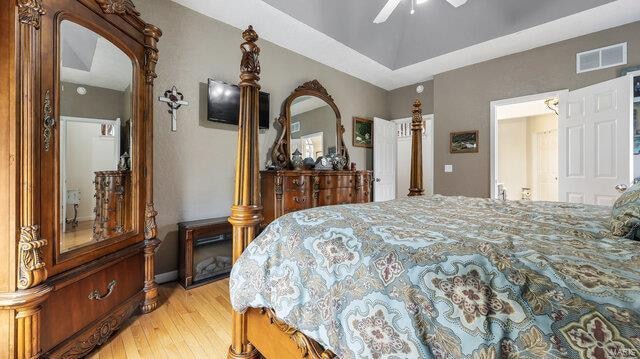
left=158, top=85, right=189, bottom=131
left=314, top=156, right=333, bottom=171
left=303, top=157, right=316, bottom=169
left=332, top=154, right=347, bottom=170
left=291, top=149, right=304, bottom=170
left=118, top=152, right=130, bottom=171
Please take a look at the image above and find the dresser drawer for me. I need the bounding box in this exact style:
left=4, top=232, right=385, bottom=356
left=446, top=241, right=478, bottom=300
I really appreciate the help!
left=318, top=189, right=336, bottom=206
left=41, top=253, right=144, bottom=351
left=336, top=188, right=353, bottom=204
left=336, top=175, right=354, bottom=188
left=283, top=175, right=309, bottom=192
left=283, top=192, right=311, bottom=213
left=318, top=176, right=336, bottom=190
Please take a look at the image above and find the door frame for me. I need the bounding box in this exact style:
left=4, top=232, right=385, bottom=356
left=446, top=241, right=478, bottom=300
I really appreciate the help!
left=490, top=90, right=568, bottom=199
left=393, top=114, right=434, bottom=196
left=60, top=116, right=121, bottom=230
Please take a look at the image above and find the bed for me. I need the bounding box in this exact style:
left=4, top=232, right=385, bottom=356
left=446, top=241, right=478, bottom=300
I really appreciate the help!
left=231, top=195, right=640, bottom=358
left=226, top=26, right=640, bottom=359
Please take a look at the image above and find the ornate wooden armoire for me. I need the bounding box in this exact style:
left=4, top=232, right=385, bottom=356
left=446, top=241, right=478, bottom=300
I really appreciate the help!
left=0, top=1, right=161, bottom=357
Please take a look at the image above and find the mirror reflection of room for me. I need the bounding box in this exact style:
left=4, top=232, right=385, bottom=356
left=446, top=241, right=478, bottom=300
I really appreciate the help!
left=60, top=20, right=133, bottom=253
left=289, top=95, right=337, bottom=160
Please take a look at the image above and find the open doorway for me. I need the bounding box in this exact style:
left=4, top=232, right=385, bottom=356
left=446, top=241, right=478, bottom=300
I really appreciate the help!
left=492, top=74, right=637, bottom=205
left=491, top=91, right=565, bottom=201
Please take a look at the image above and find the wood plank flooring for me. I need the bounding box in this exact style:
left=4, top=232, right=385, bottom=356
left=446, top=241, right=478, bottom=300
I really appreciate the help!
left=88, top=279, right=232, bottom=359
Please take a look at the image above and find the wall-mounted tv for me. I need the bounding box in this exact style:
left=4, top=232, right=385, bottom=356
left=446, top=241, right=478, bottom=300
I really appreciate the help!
left=207, top=78, right=269, bottom=129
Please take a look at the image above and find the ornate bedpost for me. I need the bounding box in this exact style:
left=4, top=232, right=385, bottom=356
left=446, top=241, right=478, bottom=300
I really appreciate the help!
left=408, top=99, right=424, bottom=196
left=227, top=26, right=262, bottom=359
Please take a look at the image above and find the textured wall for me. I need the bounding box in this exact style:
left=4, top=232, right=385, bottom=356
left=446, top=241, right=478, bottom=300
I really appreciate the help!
left=388, top=80, right=434, bottom=119
left=433, top=21, right=640, bottom=197
left=135, top=0, right=390, bottom=274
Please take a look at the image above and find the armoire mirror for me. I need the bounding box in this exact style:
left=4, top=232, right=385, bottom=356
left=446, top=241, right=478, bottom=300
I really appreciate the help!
left=271, top=80, right=349, bottom=169
left=59, top=20, right=134, bottom=253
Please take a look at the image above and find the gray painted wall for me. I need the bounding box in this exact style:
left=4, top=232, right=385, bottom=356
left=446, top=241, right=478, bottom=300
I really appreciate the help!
left=433, top=21, right=640, bottom=197
left=388, top=80, right=434, bottom=119
left=61, top=82, right=125, bottom=120
left=134, top=0, right=389, bottom=274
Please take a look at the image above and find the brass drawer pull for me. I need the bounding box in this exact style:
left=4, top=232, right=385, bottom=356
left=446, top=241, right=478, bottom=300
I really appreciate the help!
left=292, top=179, right=305, bottom=187
left=88, top=280, right=117, bottom=301
left=294, top=196, right=307, bottom=203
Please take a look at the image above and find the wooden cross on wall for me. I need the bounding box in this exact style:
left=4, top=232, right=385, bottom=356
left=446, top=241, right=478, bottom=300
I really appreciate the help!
left=158, top=85, right=189, bottom=131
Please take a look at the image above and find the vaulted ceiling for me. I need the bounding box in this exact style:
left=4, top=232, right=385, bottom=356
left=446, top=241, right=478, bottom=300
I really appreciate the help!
left=172, top=0, right=640, bottom=89
left=262, top=0, right=615, bottom=69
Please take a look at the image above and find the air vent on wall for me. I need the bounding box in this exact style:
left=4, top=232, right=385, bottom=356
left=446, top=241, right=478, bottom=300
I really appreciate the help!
left=577, top=43, right=627, bottom=74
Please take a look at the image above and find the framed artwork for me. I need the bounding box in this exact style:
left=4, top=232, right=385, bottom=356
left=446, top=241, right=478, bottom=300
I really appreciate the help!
left=353, top=117, right=373, bottom=148
left=450, top=130, right=479, bottom=154
left=291, top=121, right=300, bottom=133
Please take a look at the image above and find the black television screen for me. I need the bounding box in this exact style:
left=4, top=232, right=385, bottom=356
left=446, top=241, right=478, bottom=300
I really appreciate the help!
left=207, top=79, right=269, bottom=129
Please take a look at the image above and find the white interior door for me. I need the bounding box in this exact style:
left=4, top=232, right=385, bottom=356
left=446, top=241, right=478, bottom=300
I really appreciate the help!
left=533, top=129, right=558, bottom=201
left=558, top=76, right=632, bottom=206
left=374, top=117, right=397, bottom=202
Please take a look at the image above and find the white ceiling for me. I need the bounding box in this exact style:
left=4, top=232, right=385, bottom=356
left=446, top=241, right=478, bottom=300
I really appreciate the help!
left=496, top=99, right=557, bottom=120
left=61, top=21, right=133, bottom=91
left=291, top=96, right=329, bottom=116
left=172, top=0, right=640, bottom=90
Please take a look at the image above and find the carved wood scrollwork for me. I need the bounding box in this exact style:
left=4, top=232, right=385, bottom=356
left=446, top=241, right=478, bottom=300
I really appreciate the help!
left=271, top=80, right=349, bottom=169
left=262, top=309, right=335, bottom=359
left=144, top=203, right=158, bottom=240
left=57, top=297, right=140, bottom=358
left=17, top=225, right=48, bottom=290
left=95, top=0, right=140, bottom=16
left=42, top=90, right=54, bottom=152
left=18, top=0, right=45, bottom=29
left=143, top=25, right=162, bottom=85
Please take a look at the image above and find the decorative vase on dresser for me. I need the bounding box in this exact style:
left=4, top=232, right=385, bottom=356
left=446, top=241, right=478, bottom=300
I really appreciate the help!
left=263, top=79, right=373, bottom=225
left=0, top=1, right=162, bottom=357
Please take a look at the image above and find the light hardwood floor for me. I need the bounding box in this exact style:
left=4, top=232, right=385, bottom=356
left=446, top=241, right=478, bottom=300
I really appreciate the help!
left=88, top=279, right=232, bottom=359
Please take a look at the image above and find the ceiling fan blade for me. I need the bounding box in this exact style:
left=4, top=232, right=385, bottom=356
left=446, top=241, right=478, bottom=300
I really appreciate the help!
left=446, top=0, right=468, bottom=7
left=373, top=0, right=403, bottom=24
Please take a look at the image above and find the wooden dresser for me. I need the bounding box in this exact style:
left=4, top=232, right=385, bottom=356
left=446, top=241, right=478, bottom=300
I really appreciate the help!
left=261, top=170, right=372, bottom=225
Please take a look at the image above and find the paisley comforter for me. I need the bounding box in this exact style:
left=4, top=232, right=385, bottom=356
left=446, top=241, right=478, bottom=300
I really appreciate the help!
left=230, top=195, right=640, bottom=359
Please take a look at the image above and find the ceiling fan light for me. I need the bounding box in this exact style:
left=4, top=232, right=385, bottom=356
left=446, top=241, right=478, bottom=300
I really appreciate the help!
left=410, top=8, right=415, bottom=14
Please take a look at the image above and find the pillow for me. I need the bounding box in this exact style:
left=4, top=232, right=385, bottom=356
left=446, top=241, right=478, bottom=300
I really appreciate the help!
left=610, top=182, right=640, bottom=239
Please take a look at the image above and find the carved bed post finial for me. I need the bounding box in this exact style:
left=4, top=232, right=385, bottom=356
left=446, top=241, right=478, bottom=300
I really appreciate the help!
left=227, top=25, right=262, bottom=359
left=408, top=99, right=424, bottom=197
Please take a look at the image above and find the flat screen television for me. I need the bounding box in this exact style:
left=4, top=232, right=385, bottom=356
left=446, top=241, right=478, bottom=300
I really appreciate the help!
left=207, top=78, right=269, bottom=129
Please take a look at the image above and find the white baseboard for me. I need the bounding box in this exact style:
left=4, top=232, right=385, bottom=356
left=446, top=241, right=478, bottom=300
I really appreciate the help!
left=155, top=270, right=178, bottom=284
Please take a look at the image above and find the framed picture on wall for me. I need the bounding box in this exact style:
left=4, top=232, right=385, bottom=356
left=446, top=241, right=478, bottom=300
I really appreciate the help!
left=450, top=130, right=479, bottom=154
left=353, top=117, right=373, bottom=148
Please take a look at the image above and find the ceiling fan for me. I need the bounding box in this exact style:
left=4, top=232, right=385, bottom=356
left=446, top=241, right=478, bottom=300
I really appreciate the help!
left=373, top=0, right=469, bottom=23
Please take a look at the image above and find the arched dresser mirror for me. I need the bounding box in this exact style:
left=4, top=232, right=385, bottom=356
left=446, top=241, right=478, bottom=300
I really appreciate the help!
left=262, top=80, right=372, bottom=225
left=0, top=1, right=161, bottom=358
